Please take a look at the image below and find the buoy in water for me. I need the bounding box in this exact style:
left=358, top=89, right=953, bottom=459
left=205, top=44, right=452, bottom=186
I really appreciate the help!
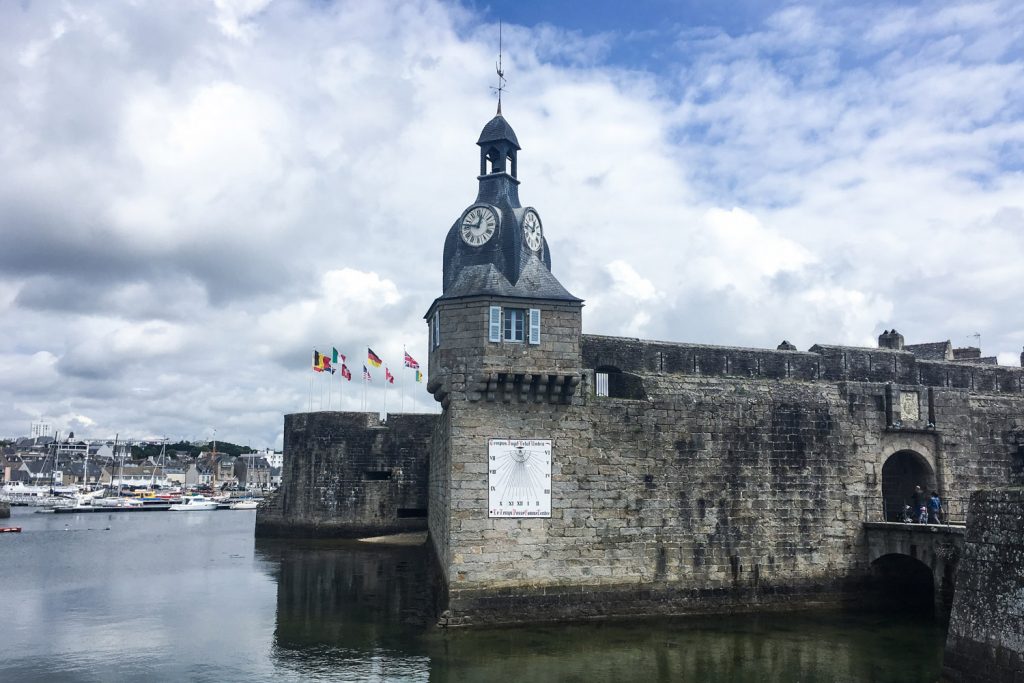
left=0, top=527, right=22, bottom=533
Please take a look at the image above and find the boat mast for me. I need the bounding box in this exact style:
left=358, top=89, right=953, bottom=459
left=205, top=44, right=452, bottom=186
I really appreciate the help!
left=110, top=433, right=119, bottom=492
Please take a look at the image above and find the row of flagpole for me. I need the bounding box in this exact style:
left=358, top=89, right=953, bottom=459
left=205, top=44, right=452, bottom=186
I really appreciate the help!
left=308, top=345, right=423, bottom=415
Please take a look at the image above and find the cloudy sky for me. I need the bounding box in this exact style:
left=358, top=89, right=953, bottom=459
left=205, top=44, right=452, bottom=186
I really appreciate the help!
left=2, top=0, right=1022, bottom=447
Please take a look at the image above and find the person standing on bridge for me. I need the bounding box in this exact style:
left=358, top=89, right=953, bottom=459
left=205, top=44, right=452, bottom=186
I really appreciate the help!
left=912, top=485, right=928, bottom=524
left=928, top=491, right=943, bottom=524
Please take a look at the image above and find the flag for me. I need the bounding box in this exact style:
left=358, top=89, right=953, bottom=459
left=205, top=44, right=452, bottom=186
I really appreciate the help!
left=363, top=365, right=371, bottom=381
left=341, top=364, right=352, bottom=381
left=332, top=347, right=344, bottom=364
left=312, top=351, right=324, bottom=372
left=385, top=368, right=395, bottom=384
left=403, top=351, right=420, bottom=369
left=415, top=370, right=423, bottom=383
left=321, top=356, right=333, bottom=373
left=367, top=348, right=383, bottom=367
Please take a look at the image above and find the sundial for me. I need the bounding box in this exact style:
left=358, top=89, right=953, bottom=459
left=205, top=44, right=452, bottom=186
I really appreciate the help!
left=488, top=439, right=551, bottom=518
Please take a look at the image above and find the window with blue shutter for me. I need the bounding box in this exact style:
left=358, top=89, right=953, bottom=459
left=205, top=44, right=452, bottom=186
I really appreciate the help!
left=529, top=308, right=541, bottom=345
left=488, top=306, right=501, bottom=342
left=503, top=308, right=525, bottom=342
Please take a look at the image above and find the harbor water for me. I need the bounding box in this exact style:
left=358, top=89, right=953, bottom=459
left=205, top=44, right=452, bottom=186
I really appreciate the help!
left=0, top=507, right=946, bottom=682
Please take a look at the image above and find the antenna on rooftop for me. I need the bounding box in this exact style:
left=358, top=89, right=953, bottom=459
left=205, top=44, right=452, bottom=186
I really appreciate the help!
left=491, top=20, right=507, bottom=115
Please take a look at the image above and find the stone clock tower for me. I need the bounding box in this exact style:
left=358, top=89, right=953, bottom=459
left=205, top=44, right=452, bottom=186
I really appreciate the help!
left=424, top=112, right=583, bottom=407
left=424, top=111, right=584, bottom=623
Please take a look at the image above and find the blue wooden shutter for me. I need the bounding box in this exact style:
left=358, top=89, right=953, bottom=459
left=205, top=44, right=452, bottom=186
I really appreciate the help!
left=489, top=306, right=501, bottom=342
left=529, top=308, right=541, bottom=345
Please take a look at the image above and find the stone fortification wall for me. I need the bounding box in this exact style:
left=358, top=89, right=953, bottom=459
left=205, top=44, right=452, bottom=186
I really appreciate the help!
left=583, top=334, right=1024, bottom=392
left=943, top=488, right=1024, bottom=683
left=256, top=411, right=435, bottom=538
left=432, top=335, right=1024, bottom=625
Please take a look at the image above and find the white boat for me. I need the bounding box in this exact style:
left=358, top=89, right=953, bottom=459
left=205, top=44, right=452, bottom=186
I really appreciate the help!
left=92, top=495, right=144, bottom=509
left=1, top=481, right=78, bottom=497
left=169, top=495, right=217, bottom=511
left=229, top=499, right=261, bottom=510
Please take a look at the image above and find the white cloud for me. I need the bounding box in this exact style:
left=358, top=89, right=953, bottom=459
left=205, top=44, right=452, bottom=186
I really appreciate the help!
left=0, top=0, right=1021, bottom=445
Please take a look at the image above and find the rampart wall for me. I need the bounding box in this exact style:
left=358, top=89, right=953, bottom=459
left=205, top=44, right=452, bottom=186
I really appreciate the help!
left=429, top=336, right=1024, bottom=625
left=943, top=488, right=1024, bottom=683
left=256, top=412, right=434, bottom=538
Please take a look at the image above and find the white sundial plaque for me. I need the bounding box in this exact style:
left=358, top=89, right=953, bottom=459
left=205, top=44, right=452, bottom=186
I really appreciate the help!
left=488, top=438, right=551, bottom=518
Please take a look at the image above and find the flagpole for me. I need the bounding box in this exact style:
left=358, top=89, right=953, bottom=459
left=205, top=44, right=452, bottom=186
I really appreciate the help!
left=383, top=372, right=388, bottom=420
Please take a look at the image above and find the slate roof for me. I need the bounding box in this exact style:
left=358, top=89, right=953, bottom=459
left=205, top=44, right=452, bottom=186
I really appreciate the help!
left=441, top=262, right=580, bottom=302
left=904, top=341, right=953, bottom=360
left=477, top=114, right=520, bottom=149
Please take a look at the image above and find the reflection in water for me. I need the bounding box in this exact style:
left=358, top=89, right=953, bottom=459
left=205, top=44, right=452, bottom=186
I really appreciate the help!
left=257, top=539, right=946, bottom=683
left=256, top=539, right=434, bottom=681
left=0, top=510, right=944, bottom=683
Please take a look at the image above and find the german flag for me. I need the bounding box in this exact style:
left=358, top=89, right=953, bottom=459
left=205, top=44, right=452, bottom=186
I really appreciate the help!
left=367, top=348, right=383, bottom=368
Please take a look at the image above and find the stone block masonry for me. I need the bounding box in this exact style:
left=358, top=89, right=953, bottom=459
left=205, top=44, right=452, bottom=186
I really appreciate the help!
left=428, top=334, right=1024, bottom=626
left=942, top=488, right=1024, bottom=683
left=256, top=412, right=434, bottom=538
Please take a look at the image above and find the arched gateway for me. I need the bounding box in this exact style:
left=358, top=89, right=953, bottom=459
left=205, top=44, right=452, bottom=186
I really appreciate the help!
left=881, top=449, right=937, bottom=522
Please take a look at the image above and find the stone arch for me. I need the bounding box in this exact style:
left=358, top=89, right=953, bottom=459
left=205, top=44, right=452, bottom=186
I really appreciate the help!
left=871, top=433, right=940, bottom=522
left=868, top=552, right=935, bottom=615
left=881, top=450, right=937, bottom=522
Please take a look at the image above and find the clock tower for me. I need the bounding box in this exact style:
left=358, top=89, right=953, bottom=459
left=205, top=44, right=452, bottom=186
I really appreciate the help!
left=424, top=111, right=584, bottom=620
left=424, top=111, right=583, bottom=406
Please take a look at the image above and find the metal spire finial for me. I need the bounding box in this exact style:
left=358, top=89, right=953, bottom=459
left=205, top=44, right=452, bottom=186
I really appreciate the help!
left=492, top=21, right=507, bottom=115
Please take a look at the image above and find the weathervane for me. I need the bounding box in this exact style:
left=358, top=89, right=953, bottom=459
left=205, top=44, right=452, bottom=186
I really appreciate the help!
left=491, top=21, right=507, bottom=115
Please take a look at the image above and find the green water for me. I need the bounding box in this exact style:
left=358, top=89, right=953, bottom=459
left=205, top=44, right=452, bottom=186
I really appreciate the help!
left=0, top=507, right=945, bottom=682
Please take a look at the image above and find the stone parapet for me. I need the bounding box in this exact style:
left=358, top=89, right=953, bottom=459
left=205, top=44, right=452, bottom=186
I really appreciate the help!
left=581, top=335, right=1024, bottom=394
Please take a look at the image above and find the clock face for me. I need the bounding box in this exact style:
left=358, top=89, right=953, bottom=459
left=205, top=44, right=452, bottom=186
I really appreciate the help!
left=522, top=209, right=543, bottom=251
left=460, top=206, right=497, bottom=246
left=488, top=439, right=551, bottom=518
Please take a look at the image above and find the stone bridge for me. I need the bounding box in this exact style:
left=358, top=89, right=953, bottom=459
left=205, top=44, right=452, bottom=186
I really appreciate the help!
left=863, top=522, right=965, bottom=615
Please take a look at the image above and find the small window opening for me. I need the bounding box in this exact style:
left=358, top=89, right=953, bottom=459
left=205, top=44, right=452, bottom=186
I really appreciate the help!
left=504, top=308, right=525, bottom=342
left=397, top=508, right=427, bottom=518
left=364, top=470, right=392, bottom=481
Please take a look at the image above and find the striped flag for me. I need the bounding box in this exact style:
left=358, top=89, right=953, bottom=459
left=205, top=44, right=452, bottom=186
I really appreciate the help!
left=332, top=347, right=344, bottom=364
left=363, top=365, right=371, bottom=381
left=341, top=364, right=352, bottom=381
left=403, top=351, right=419, bottom=369
left=367, top=348, right=383, bottom=368
left=385, top=368, right=395, bottom=384
left=312, top=351, right=324, bottom=372
left=415, top=370, right=423, bottom=383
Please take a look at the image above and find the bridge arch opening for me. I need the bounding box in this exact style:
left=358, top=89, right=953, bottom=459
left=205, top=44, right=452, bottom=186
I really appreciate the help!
left=868, top=553, right=935, bottom=616
left=881, top=450, right=936, bottom=522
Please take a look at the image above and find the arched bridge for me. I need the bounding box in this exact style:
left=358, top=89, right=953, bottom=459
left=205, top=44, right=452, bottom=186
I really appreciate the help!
left=863, top=522, right=965, bottom=615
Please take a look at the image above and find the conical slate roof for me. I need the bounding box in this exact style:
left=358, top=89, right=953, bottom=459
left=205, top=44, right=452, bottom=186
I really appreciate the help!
left=477, top=114, right=520, bottom=149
